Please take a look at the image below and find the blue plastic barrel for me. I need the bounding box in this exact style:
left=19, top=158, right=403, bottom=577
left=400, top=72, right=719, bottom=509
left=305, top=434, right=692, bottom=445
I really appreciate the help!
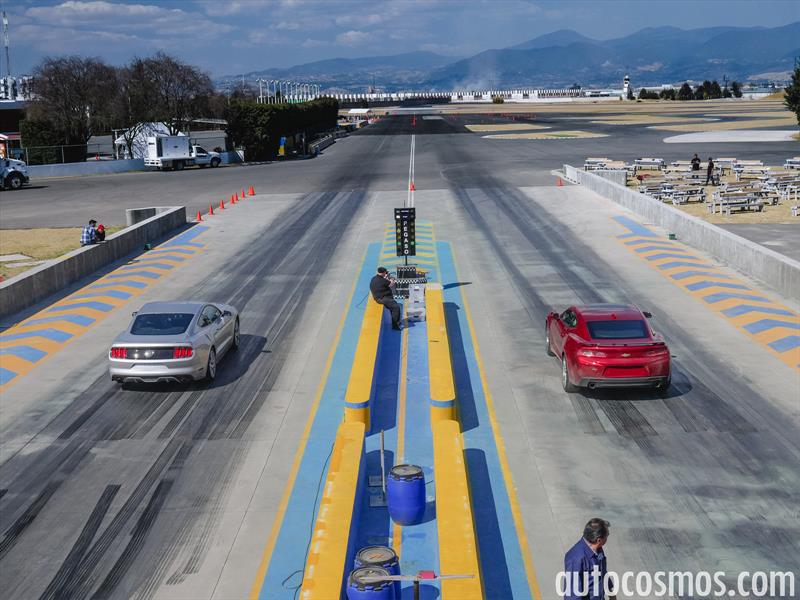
left=386, top=464, right=426, bottom=526
left=355, top=546, right=400, bottom=599
left=346, top=566, right=394, bottom=600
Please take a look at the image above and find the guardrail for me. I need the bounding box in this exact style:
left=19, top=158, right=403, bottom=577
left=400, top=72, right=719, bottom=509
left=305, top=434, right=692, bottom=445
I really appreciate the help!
left=426, top=283, right=457, bottom=421
left=344, top=298, right=384, bottom=431
left=0, top=206, right=187, bottom=322
left=309, top=135, right=335, bottom=155
left=298, top=421, right=367, bottom=598
left=564, top=165, right=800, bottom=301
left=432, top=419, right=484, bottom=599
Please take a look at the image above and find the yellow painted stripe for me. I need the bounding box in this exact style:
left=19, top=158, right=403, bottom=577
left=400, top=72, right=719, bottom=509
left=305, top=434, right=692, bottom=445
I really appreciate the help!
left=298, top=421, right=366, bottom=599
left=392, top=305, right=409, bottom=560
left=0, top=355, right=36, bottom=375
left=248, top=249, right=365, bottom=600
left=426, top=283, right=456, bottom=422
left=343, top=298, right=383, bottom=431
left=450, top=244, right=543, bottom=600
left=12, top=321, right=87, bottom=336
left=433, top=420, right=484, bottom=599
left=0, top=337, right=61, bottom=353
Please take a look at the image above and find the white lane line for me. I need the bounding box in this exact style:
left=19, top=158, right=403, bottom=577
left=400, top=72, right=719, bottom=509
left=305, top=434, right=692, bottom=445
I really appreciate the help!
left=407, top=134, right=416, bottom=208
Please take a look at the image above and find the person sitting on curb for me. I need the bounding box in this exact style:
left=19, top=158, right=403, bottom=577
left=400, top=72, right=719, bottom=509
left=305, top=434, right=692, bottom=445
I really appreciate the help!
left=369, top=266, right=402, bottom=330
left=80, top=219, right=98, bottom=246
left=95, top=223, right=106, bottom=242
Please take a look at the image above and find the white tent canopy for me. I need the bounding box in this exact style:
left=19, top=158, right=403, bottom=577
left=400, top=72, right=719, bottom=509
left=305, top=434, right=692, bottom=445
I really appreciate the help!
left=114, top=123, right=186, bottom=159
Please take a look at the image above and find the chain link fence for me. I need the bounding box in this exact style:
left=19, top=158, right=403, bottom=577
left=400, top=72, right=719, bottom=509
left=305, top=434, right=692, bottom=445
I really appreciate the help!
left=12, top=143, right=116, bottom=165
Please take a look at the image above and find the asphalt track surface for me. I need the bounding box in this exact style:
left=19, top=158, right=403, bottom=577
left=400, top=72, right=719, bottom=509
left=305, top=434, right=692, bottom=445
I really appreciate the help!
left=1, top=114, right=799, bottom=599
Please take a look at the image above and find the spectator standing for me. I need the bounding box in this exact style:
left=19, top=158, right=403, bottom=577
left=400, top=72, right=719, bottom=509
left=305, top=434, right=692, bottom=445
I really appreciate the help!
left=691, top=153, right=701, bottom=171
left=705, top=157, right=716, bottom=185
left=369, top=266, right=402, bottom=330
left=563, top=518, right=615, bottom=600
left=80, top=219, right=98, bottom=246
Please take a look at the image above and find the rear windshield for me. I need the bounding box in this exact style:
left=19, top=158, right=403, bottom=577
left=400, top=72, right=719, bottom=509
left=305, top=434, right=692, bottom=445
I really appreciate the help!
left=131, top=313, right=194, bottom=335
left=587, top=319, right=649, bottom=340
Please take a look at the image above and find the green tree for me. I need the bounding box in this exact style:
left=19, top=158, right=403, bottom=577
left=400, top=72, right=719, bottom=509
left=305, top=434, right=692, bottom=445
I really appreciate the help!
left=784, top=62, right=800, bottom=128
left=694, top=85, right=705, bottom=100
left=677, top=82, right=693, bottom=101
left=709, top=80, right=723, bottom=99
left=659, top=88, right=676, bottom=100
left=626, top=86, right=634, bottom=100
left=731, top=81, right=743, bottom=98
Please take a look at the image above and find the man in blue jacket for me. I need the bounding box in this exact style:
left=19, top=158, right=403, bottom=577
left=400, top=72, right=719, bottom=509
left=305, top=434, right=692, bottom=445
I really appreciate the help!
left=563, top=518, right=615, bottom=599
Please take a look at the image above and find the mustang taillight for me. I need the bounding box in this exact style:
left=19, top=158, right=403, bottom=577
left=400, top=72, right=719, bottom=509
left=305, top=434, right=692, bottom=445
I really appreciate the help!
left=577, top=349, right=607, bottom=357
left=173, top=347, right=193, bottom=359
left=110, top=347, right=127, bottom=359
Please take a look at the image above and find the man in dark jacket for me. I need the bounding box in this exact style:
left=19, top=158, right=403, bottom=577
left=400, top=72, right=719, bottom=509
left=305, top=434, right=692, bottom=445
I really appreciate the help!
left=705, top=157, right=716, bottom=185
left=370, top=266, right=402, bottom=330
left=563, top=518, right=615, bottom=599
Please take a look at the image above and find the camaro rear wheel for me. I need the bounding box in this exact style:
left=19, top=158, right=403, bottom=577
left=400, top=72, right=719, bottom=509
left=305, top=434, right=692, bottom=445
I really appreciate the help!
left=545, top=326, right=554, bottom=356
left=561, top=354, right=578, bottom=393
left=205, top=347, right=217, bottom=382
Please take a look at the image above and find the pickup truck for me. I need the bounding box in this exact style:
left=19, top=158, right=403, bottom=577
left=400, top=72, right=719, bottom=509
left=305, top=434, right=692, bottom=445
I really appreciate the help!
left=144, top=135, right=222, bottom=170
left=1, top=157, right=30, bottom=190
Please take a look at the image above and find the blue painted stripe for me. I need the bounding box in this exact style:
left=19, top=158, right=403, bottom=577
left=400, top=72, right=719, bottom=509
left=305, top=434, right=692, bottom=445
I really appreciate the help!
left=646, top=252, right=699, bottom=261
left=671, top=270, right=729, bottom=280
left=722, top=305, right=794, bottom=318
left=704, top=292, right=771, bottom=304
left=768, top=335, right=800, bottom=353
left=71, top=290, right=133, bottom=301
left=89, top=280, right=148, bottom=290
left=0, top=345, right=47, bottom=362
left=147, top=248, right=195, bottom=255
left=258, top=242, right=382, bottom=599
left=430, top=398, right=456, bottom=408
left=344, top=400, right=370, bottom=409
left=106, top=271, right=160, bottom=280
left=743, top=319, right=800, bottom=334
left=24, top=314, right=95, bottom=327
left=121, top=262, right=174, bottom=271
left=658, top=261, right=715, bottom=270
left=439, top=241, right=532, bottom=598
left=1, top=328, right=73, bottom=343
left=0, top=368, right=16, bottom=385
left=163, top=225, right=208, bottom=247
left=46, top=301, right=115, bottom=313
left=625, top=239, right=674, bottom=246
left=139, top=254, right=186, bottom=262
left=634, top=245, right=680, bottom=253
left=614, top=215, right=657, bottom=237
left=685, top=281, right=749, bottom=292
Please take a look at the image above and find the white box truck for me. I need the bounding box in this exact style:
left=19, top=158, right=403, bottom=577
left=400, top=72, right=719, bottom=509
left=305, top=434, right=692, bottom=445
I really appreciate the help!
left=144, top=136, right=221, bottom=170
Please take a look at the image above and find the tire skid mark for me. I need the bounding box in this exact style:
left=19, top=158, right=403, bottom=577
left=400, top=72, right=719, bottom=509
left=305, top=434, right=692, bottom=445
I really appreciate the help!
left=0, top=481, right=61, bottom=560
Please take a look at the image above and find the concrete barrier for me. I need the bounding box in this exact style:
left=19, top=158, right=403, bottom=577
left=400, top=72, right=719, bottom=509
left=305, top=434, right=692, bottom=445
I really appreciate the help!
left=426, top=284, right=457, bottom=422
left=309, top=135, right=335, bottom=155
left=565, top=165, right=800, bottom=300
left=299, top=421, right=366, bottom=599
left=0, top=206, right=187, bottom=322
left=28, top=159, right=145, bottom=179
left=125, top=206, right=181, bottom=226
left=344, top=298, right=384, bottom=431
left=432, top=419, right=484, bottom=599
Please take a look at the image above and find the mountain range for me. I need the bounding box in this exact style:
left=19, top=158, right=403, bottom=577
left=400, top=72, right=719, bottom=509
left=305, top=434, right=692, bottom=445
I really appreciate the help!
left=220, top=23, right=800, bottom=92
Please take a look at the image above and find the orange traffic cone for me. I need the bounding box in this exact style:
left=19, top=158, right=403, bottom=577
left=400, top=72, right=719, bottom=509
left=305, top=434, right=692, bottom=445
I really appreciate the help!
left=231, top=193, right=236, bottom=204
left=208, top=203, right=214, bottom=216
left=249, top=185, right=255, bottom=196
left=241, top=188, right=246, bottom=198
left=220, top=199, right=226, bottom=210
left=556, top=177, right=564, bottom=187
left=235, top=191, right=239, bottom=201
left=410, top=182, right=416, bottom=191
left=196, top=211, right=203, bottom=221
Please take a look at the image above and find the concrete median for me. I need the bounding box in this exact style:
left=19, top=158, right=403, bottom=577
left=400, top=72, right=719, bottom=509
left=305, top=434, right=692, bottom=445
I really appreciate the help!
left=344, top=298, right=384, bottom=430
left=564, top=165, right=800, bottom=301
left=0, top=206, right=187, bottom=322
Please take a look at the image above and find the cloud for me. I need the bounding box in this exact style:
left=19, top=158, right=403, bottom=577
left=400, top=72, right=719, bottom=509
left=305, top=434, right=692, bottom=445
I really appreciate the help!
left=301, top=38, right=329, bottom=48
left=335, top=30, right=375, bottom=46
left=334, top=13, right=384, bottom=27
left=275, top=21, right=301, bottom=30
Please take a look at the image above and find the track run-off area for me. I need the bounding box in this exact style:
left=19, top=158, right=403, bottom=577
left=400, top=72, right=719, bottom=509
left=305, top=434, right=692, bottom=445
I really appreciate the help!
left=1, top=111, right=799, bottom=599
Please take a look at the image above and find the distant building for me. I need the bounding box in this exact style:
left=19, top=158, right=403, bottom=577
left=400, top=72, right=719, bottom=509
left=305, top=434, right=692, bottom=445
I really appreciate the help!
left=622, top=75, right=631, bottom=99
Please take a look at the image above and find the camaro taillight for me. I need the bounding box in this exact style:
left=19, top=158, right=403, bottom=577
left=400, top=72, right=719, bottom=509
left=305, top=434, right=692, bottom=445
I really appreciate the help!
left=110, top=347, right=127, bottom=359
left=577, top=349, right=607, bottom=357
left=645, top=347, right=670, bottom=357
left=173, top=347, right=193, bottom=359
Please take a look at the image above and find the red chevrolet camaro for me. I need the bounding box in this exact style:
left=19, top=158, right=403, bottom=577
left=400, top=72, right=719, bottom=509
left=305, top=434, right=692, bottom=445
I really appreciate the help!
left=546, top=304, right=671, bottom=392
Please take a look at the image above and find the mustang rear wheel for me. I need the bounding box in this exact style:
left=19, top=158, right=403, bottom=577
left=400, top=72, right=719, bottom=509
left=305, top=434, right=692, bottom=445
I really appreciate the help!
left=205, top=347, right=217, bottom=382
left=561, top=354, right=578, bottom=393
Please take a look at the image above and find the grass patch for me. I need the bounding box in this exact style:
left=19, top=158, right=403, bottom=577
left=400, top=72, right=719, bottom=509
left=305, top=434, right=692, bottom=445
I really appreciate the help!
left=0, top=226, right=123, bottom=280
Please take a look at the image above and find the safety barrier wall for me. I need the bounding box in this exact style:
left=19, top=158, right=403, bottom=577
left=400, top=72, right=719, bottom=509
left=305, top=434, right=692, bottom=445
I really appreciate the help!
left=432, top=420, right=484, bottom=599
left=0, top=206, right=187, bottom=322
left=27, top=159, right=145, bottom=179
left=564, top=165, right=800, bottom=301
left=299, top=422, right=367, bottom=599
left=343, top=298, right=384, bottom=431
left=425, top=283, right=457, bottom=421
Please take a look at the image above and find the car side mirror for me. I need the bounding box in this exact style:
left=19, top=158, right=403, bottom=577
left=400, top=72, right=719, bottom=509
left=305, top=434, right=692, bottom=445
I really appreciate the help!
left=223, top=310, right=232, bottom=318
left=643, top=311, right=652, bottom=318
left=131, top=311, right=138, bottom=317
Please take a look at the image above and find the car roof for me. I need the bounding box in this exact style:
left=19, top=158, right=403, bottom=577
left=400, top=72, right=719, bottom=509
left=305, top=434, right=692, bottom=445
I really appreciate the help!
left=575, top=304, right=643, bottom=320
left=138, top=301, right=209, bottom=314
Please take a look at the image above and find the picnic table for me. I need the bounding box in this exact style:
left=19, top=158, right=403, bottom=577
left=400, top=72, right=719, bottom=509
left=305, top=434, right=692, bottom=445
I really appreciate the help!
left=669, top=185, right=705, bottom=204
left=784, top=157, right=800, bottom=170
left=634, top=158, right=666, bottom=171
left=708, top=193, right=765, bottom=215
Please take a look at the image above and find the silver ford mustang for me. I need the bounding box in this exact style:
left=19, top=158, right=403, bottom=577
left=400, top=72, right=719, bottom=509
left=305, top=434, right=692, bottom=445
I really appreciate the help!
left=109, top=301, right=240, bottom=385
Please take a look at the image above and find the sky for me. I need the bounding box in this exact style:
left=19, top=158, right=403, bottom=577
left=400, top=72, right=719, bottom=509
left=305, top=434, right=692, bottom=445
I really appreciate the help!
left=5, top=0, right=800, bottom=77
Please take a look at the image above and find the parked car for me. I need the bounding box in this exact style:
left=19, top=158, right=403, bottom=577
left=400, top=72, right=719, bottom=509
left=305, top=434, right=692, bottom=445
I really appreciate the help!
left=1, top=157, right=30, bottom=190
left=109, top=301, right=239, bottom=385
left=545, top=303, right=671, bottom=392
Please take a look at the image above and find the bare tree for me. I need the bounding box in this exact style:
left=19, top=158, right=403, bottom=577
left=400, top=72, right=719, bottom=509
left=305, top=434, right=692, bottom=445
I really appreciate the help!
left=141, top=53, right=214, bottom=135
left=112, top=58, right=157, bottom=158
left=28, top=56, right=118, bottom=160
